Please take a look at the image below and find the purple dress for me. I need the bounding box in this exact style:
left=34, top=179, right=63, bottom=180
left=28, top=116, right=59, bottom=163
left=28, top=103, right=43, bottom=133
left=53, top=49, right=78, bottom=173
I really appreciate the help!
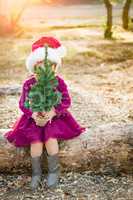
left=4, top=75, right=86, bottom=147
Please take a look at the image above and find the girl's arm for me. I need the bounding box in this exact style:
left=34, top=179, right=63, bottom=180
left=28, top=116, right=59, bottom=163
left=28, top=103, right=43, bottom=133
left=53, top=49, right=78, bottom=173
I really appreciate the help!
left=54, top=76, right=71, bottom=116
left=18, top=80, right=33, bottom=118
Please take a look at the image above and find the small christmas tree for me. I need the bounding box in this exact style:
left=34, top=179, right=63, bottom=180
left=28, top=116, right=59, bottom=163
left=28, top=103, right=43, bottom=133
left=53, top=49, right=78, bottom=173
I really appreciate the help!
left=24, top=44, right=62, bottom=113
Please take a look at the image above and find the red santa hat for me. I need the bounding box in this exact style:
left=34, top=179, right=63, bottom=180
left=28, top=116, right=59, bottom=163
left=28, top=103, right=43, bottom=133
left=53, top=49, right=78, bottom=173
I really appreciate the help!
left=26, top=36, right=67, bottom=73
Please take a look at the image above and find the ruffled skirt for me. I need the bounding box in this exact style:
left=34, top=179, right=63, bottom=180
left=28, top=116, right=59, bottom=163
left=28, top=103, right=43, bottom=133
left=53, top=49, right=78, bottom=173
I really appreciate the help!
left=4, top=111, right=86, bottom=147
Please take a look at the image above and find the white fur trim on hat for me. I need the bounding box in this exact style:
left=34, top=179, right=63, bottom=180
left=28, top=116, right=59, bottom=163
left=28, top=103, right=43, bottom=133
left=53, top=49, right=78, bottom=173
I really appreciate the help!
left=26, top=46, right=67, bottom=73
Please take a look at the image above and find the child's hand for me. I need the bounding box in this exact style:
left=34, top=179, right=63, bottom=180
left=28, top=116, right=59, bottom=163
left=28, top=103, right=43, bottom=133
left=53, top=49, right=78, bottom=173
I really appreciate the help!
left=45, top=108, right=56, bottom=122
left=35, top=116, right=48, bottom=127
left=32, top=112, right=46, bottom=120
left=31, top=112, right=38, bottom=120
left=31, top=109, right=56, bottom=126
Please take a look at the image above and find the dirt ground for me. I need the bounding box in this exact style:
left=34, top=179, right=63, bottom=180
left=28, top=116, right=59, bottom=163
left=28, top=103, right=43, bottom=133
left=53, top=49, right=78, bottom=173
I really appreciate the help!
left=0, top=172, right=133, bottom=200
left=0, top=4, right=133, bottom=200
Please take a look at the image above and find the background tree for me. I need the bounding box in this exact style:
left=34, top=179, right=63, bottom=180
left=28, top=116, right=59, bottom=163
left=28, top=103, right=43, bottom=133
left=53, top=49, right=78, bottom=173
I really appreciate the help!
left=103, top=0, right=132, bottom=39
left=104, top=0, right=113, bottom=39
left=122, top=0, right=132, bottom=30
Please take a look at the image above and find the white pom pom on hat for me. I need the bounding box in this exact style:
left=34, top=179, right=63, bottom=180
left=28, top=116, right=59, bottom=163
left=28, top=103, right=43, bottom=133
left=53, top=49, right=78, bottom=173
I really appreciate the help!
left=26, top=36, right=67, bottom=73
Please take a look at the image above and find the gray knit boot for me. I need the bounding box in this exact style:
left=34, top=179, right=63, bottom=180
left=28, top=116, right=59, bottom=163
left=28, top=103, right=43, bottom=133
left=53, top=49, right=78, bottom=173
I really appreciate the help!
left=30, top=156, right=42, bottom=190
left=46, top=153, right=60, bottom=189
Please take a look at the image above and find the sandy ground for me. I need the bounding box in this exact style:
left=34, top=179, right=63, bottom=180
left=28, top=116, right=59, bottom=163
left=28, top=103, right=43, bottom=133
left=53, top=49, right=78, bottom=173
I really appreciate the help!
left=0, top=4, right=133, bottom=200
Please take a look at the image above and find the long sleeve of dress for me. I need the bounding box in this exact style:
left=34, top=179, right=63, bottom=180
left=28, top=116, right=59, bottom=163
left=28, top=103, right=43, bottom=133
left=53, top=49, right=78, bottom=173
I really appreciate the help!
left=54, top=76, right=71, bottom=116
left=18, top=80, right=33, bottom=118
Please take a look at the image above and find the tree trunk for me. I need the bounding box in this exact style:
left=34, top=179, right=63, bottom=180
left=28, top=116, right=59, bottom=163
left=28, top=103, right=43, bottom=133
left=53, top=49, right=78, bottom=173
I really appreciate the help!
left=0, top=123, right=133, bottom=175
left=104, top=0, right=113, bottom=39
left=122, top=0, right=132, bottom=30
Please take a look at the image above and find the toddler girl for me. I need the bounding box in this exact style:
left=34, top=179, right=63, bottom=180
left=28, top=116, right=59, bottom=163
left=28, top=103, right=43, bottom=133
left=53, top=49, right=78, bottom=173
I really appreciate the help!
left=4, top=36, right=86, bottom=190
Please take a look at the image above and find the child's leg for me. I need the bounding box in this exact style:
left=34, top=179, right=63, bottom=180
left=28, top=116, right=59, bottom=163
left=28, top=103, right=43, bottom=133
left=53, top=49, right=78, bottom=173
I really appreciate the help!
left=30, top=142, right=43, bottom=157
left=45, top=138, right=59, bottom=155
left=30, top=142, right=43, bottom=190
left=44, top=138, right=60, bottom=188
